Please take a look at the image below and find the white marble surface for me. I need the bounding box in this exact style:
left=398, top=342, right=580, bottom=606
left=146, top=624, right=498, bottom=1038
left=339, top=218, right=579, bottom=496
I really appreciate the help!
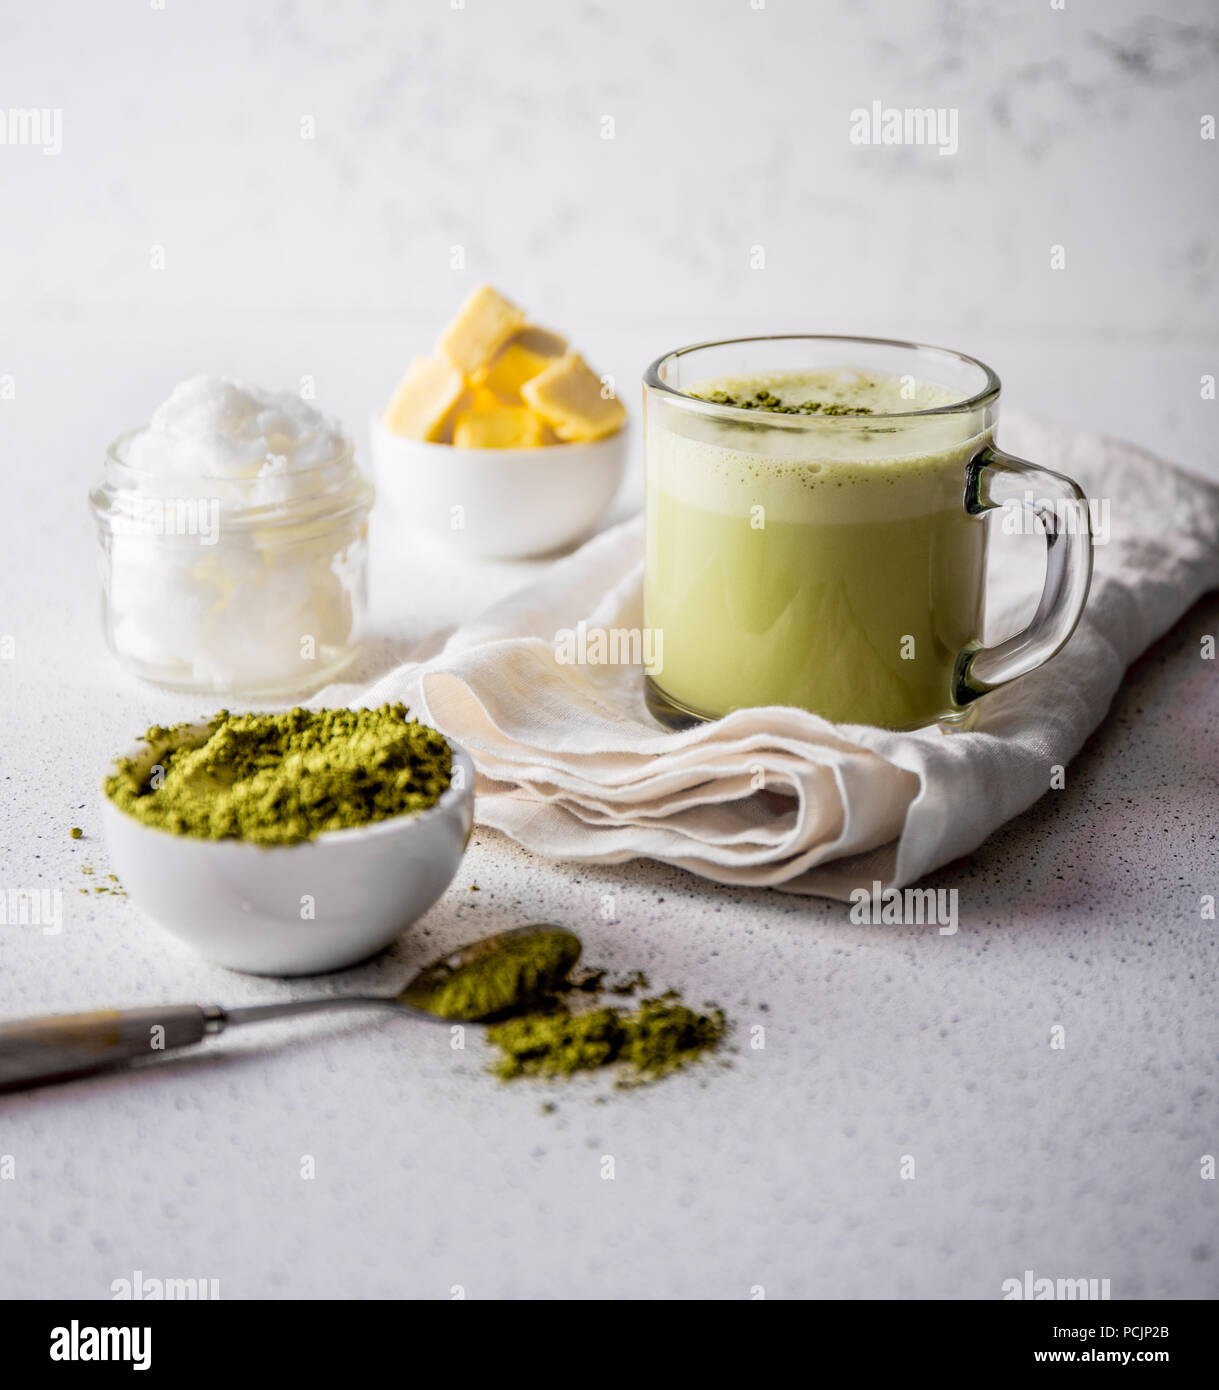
left=1, top=0, right=1217, bottom=1300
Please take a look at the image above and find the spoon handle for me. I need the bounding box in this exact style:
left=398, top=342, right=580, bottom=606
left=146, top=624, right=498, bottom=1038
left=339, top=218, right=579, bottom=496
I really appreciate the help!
left=0, top=1005, right=221, bottom=1092
left=217, top=997, right=404, bottom=1027
left=0, top=996, right=426, bottom=1092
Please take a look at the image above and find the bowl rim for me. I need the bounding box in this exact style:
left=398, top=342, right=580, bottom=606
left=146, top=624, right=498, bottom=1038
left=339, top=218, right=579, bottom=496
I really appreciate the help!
left=100, top=737, right=476, bottom=850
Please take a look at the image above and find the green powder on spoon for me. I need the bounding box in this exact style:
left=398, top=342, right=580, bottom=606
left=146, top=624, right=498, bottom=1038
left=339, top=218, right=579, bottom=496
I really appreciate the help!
left=414, top=929, right=584, bottom=1021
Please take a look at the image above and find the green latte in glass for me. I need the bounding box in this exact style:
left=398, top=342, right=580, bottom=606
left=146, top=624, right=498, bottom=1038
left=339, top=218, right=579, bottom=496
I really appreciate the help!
left=644, top=368, right=989, bottom=729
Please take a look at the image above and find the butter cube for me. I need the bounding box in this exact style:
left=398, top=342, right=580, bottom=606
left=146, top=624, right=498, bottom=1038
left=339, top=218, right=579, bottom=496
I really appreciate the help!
left=515, top=326, right=568, bottom=358
left=383, top=355, right=467, bottom=442
left=469, top=385, right=506, bottom=413
left=521, top=353, right=626, bottom=441
left=452, top=404, right=548, bottom=450
left=477, top=341, right=560, bottom=403
left=436, top=285, right=527, bottom=377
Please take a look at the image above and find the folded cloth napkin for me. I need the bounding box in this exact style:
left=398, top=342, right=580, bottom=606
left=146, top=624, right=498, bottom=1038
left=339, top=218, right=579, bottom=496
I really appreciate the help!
left=349, top=413, right=1219, bottom=897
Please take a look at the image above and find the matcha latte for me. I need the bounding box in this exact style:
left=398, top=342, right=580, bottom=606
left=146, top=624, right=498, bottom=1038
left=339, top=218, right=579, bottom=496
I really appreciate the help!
left=644, top=367, right=990, bottom=729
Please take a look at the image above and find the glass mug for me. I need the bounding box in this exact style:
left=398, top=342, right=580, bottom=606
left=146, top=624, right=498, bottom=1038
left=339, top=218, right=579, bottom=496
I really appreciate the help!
left=642, top=335, right=1093, bottom=731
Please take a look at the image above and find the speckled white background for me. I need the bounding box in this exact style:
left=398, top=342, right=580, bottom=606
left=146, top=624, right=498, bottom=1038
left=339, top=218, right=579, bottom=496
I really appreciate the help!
left=0, top=0, right=1216, bottom=1300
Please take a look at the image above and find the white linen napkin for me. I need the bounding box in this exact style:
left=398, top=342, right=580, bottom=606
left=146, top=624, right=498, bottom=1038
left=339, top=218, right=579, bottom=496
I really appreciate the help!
left=350, top=414, right=1219, bottom=897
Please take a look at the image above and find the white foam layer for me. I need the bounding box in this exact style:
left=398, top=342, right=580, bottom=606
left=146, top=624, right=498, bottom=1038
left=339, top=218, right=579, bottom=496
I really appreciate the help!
left=650, top=369, right=990, bottom=523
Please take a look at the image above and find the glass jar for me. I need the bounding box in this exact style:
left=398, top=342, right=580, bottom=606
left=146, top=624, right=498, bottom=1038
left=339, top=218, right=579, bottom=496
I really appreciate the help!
left=90, top=431, right=374, bottom=696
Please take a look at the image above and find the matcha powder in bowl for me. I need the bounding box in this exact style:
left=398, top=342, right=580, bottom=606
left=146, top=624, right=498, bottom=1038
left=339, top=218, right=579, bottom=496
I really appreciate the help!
left=99, top=705, right=476, bottom=975
left=104, top=704, right=453, bottom=847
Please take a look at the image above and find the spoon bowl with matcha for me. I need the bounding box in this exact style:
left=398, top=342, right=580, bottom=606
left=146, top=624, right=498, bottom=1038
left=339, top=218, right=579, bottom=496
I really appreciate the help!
left=99, top=706, right=477, bottom=975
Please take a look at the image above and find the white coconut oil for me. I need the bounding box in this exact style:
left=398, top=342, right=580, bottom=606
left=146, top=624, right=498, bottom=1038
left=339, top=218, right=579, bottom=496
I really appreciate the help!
left=91, top=376, right=374, bottom=695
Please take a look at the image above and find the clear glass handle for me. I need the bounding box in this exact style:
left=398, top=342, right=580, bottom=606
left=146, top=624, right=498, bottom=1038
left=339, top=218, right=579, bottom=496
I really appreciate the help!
left=956, top=444, right=1093, bottom=703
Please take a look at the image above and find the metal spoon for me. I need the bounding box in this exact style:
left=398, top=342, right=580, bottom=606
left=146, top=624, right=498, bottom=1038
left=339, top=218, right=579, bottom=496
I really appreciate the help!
left=0, top=924, right=580, bottom=1093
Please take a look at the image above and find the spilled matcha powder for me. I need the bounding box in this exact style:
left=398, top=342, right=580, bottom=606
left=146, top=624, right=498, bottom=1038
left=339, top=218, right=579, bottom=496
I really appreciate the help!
left=104, top=704, right=452, bottom=847
left=487, top=993, right=726, bottom=1083
left=409, top=926, right=727, bottom=1085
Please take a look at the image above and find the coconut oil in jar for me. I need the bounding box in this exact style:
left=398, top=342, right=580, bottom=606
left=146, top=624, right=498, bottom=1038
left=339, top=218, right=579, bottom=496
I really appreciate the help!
left=91, top=376, right=374, bottom=696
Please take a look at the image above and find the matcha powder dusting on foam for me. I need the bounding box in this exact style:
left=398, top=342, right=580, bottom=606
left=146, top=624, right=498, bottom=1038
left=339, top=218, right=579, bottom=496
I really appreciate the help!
left=104, top=705, right=452, bottom=846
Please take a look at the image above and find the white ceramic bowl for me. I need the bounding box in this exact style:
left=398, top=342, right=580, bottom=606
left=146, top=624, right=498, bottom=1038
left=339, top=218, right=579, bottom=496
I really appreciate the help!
left=368, top=415, right=628, bottom=559
left=101, top=743, right=476, bottom=976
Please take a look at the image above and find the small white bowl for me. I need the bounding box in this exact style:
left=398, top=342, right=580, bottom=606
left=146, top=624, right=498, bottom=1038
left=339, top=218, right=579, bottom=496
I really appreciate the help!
left=368, top=415, right=628, bottom=559
left=101, top=743, right=476, bottom=976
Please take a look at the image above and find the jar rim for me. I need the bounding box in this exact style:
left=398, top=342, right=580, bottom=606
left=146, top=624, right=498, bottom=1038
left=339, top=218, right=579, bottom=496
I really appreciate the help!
left=93, top=427, right=374, bottom=532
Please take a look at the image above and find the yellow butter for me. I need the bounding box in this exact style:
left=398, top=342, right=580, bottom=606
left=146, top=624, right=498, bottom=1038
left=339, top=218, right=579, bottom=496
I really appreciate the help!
left=477, top=342, right=558, bottom=403
left=437, top=285, right=527, bottom=377
left=469, top=385, right=506, bottom=413
left=521, top=352, right=626, bottom=441
left=452, top=404, right=548, bottom=450
left=515, top=326, right=568, bottom=358
left=382, top=355, right=467, bottom=442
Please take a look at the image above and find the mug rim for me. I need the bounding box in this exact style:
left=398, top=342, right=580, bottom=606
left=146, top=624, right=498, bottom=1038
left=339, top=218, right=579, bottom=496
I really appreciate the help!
left=642, top=333, right=1002, bottom=423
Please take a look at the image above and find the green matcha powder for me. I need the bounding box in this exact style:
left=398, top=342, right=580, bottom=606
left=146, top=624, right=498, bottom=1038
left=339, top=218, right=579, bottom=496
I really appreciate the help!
left=412, top=931, right=728, bottom=1085
left=486, top=992, right=726, bottom=1083
left=104, top=704, right=452, bottom=847
left=691, top=386, right=873, bottom=416
left=413, top=929, right=583, bottom=1022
